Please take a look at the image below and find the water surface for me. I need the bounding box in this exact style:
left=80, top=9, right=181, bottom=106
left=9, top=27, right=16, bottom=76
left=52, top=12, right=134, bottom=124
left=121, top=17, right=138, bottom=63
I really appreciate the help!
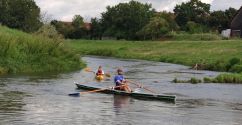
left=0, top=56, right=242, bottom=125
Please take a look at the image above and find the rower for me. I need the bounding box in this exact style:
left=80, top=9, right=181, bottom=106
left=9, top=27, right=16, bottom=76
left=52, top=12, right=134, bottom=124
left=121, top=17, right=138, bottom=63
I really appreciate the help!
left=96, top=66, right=104, bottom=76
left=114, top=68, right=132, bottom=92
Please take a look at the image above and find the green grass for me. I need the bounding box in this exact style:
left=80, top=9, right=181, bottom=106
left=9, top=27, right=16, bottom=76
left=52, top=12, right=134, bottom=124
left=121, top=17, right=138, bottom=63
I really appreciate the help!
left=67, top=39, right=242, bottom=72
left=169, top=32, right=222, bottom=41
left=173, top=77, right=202, bottom=84
left=0, top=25, right=83, bottom=75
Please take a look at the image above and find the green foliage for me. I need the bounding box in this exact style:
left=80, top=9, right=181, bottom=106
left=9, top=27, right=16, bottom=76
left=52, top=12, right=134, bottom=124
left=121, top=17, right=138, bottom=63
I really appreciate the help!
left=214, top=74, right=242, bottom=83
left=172, top=77, right=202, bottom=84
left=72, top=15, right=84, bottom=28
left=0, top=25, right=81, bottom=75
left=209, top=7, right=237, bottom=30
left=34, top=24, right=63, bottom=39
left=51, top=15, right=89, bottom=39
left=203, top=77, right=212, bottom=83
left=186, top=21, right=209, bottom=33
left=157, top=12, right=179, bottom=31
left=0, top=0, right=42, bottom=32
left=101, top=0, right=155, bottom=40
left=51, top=20, right=74, bottom=38
left=226, top=57, right=241, bottom=71
left=90, top=18, right=102, bottom=40
left=137, top=16, right=169, bottom=40
left=174, top=0, right=210, bottom=30
left=229, top=64, right=242, bottom=73
left=190, top=77, right=202, bottom=84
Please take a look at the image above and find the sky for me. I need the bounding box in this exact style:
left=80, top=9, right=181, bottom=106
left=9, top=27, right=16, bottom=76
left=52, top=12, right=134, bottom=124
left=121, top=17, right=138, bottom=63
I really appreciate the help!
left=34, top=0, right=242, bottom=21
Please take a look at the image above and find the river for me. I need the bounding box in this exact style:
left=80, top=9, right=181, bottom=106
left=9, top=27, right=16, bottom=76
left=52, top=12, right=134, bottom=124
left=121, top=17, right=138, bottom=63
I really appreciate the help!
left=0, top=56, right=242, bottom=125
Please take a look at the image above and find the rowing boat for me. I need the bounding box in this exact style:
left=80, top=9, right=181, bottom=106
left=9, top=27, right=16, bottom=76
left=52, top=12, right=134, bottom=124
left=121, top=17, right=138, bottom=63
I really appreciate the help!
left=95, top=75, right=104, bottom=80
left=75, top=83, right=176, bottom=102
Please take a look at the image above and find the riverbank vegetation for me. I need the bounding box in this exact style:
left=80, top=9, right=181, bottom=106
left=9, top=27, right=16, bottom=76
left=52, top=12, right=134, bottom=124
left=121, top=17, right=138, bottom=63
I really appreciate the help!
left=67, top=39, right=241, bottom=72
left=0, top=25, right=83, bottom=75
left=67, top=39, right=242, bottom=83
left=173, top=73, right=242, bottom=84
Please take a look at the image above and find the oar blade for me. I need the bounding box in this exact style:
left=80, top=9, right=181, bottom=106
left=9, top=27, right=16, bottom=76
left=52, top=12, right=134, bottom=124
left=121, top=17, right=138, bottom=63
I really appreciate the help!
left=68, top=93, right=80, bottom=97
left=105, top=72, right=111, bottom=77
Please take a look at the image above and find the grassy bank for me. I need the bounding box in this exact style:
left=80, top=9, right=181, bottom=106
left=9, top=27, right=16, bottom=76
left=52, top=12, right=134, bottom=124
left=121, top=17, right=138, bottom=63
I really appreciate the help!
left=0, top=25, right=83, bottom=75
left=67, top=39, right=242, bottom=72
left=67, top=39, right=242, bottom=83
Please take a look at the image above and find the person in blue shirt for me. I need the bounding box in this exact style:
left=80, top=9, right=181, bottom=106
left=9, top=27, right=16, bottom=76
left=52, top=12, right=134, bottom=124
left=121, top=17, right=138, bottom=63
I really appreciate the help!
left=114, top=68, right=132, bottom=92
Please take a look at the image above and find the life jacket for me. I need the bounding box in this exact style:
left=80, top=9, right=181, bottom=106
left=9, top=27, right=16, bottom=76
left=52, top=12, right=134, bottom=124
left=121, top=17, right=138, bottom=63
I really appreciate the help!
left=96, top=69, right=104, bottom=75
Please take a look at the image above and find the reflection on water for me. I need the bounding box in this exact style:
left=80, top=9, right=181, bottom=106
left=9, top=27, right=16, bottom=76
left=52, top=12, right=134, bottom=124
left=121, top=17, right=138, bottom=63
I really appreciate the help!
left=113, top=95, right=132, bottom=114
left=0, top=56, right=242, bottom=125
left=0, top=91, right=27, bottom=113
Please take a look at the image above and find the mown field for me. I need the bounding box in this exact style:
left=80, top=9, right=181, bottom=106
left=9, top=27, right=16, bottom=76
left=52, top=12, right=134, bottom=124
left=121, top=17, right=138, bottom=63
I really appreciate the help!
left=0, top=25, right=83, bottom=75
left=67, top=39, right=242, bottom=83
left=67, top=39, right=241, bottom=71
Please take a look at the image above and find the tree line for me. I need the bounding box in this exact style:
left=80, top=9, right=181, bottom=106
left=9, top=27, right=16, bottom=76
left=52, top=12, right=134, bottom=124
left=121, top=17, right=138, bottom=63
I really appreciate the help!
left=0, top=0, right=238, bottom=40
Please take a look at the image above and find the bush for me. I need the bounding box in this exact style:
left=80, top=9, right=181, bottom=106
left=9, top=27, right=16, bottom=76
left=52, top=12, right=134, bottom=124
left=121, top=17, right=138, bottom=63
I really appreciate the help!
left=172, top=77, right=202, bottom=84
left=226, top=57, right=241, bottom=72
left=35, top=24, right=63, bottom=40
left=203, top=77, right=212, bottom=83
left=186, top=21, right=209, bottom=33
left=229, top=64, right=242, bottom=73
left=214, top=73, right=242, bottom=83
left=190, top=77, right=202, bottom=84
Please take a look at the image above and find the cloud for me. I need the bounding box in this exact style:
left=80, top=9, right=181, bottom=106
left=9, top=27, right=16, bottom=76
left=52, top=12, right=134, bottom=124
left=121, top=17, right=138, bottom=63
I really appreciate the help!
left=34, top=0, right=241, bottom=21
left=211, top=0, right=242, bottom=11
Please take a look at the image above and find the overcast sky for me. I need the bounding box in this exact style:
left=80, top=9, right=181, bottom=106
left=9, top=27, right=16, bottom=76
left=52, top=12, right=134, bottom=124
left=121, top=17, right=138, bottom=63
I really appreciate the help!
left=34, top=0, right=242, bottom=21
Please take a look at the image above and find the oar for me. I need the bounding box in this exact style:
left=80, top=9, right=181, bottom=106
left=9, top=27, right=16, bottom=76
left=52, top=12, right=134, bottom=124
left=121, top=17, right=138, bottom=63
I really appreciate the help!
left=126, top=80, right=158, bottom=94
left=68, top=84, right=126, bottom=96
left=84, top=67, right=95, bottom=74
left=84, top=67, right=111, bottom=77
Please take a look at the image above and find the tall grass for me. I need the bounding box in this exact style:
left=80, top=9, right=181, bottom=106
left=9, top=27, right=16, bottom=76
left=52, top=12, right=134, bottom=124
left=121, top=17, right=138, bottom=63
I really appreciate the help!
left=0, top=25, right=83, bottom=75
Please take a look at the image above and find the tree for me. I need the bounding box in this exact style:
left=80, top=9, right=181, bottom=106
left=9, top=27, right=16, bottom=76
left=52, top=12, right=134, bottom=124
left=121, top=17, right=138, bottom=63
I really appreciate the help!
left=174, top=0, right=210, bottom=30
left=51, top=20, right=74, bottom=38
left=209, top=7, right=237, bottom=31
left=101, top=0, right=155, bottom=40
left=137, top=16, right=169, bottom=40
left=155, top=11, right=179, bottom=32
left=72, top=15, right=84, bottom=28
left=90, top=18, right=102, bottom=40
left=0, top=0, right=42, bottom=32
left=186, top=21, right=209, bottom=33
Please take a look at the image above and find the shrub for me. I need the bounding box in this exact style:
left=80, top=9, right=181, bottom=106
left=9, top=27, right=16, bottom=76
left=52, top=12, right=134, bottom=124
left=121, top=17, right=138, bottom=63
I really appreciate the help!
left=229, top=64, right=242, bottom=73
left=172, top=77, right=202, bottom=84
left=35, top=24, right=63, bottom=40
left=190, top=77, right=202, bottom=84
left=214, top=73, right=242, bottom=83
left=203, top=77, right=212, bottom=83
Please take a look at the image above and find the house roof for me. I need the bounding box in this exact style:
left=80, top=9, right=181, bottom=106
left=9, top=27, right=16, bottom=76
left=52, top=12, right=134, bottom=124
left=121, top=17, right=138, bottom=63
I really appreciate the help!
left=231, top=6, right=242, bottom=29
